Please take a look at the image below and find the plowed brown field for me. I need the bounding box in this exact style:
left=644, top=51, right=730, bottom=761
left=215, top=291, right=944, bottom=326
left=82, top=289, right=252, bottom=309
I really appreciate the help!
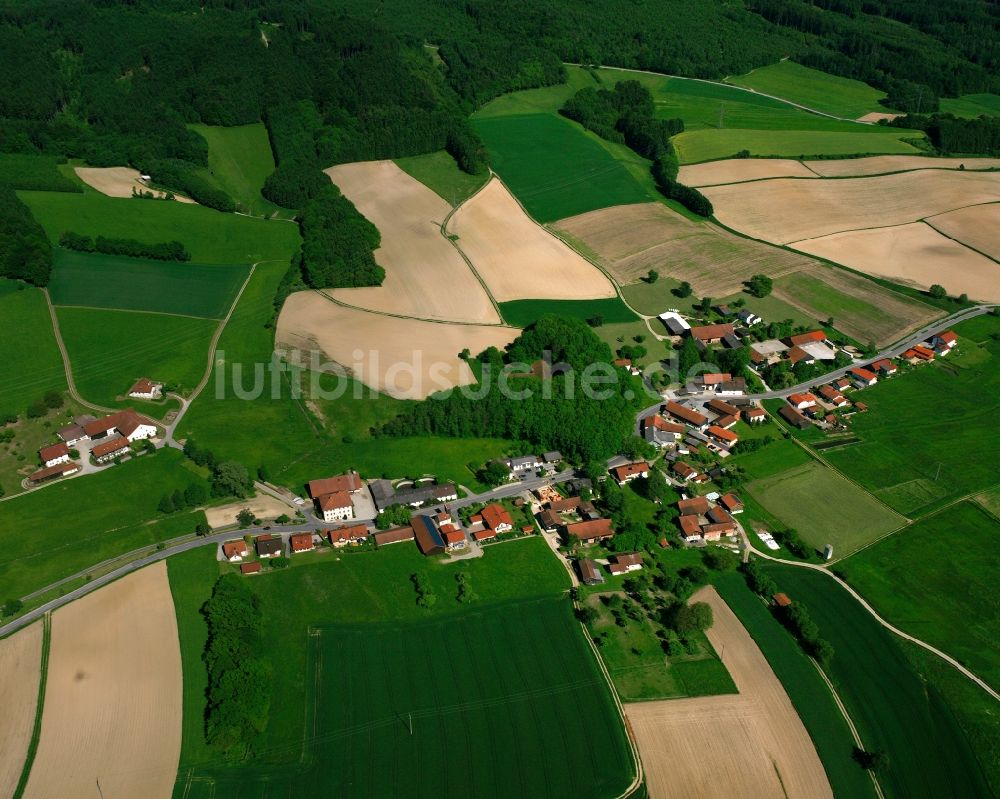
left=926, top=203, right=1000, bottom=261
left=74, top=166, right=195, bottom=202
left=0, top=622, right=43, bottom=798
left=679, top=159, right=817, bottom=187
left=804, top=155, right=1000, bottom=177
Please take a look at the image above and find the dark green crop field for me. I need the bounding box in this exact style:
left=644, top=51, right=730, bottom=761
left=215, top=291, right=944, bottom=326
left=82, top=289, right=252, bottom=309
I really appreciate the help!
left=48, top=248, right=248, bottom=318
left=761, top=563, right=993, bottom=799
left=0, top=280, right=65, bottom=418
left=0, top=153, right=81, bottom=192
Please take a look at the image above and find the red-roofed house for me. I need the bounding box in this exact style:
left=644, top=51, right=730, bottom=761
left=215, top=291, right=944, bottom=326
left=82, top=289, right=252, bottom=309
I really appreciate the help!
left=833, top=377, right=851, bottom=391
left=92, top=437, right=130, bottom=463
left=222, top=540, right=249, bottom=562
left=678, top=496, right=710, bottom=516
left=84, top=409, right=157, bottom=442
left=612, top=462, right=650, bottom=485
left=706, top=425, right=738, bottom=447
left=473, top=527, right=498, bottom=543
left=931, top=330, right=958, bottom=352
left=907, top=345, right=936, bottom=362
left=39, top=442, right=70, bottom=468
left=818, top=385, right=848, bottom=407
left=28, top=462, right=79, bottom=484
left=128, top=378, right=162, bottom=400
left=720, top=493, right=744, bottom=514
left=327, top=524, right=369, bottom=547
left=787, top=345, right=815, bottom=366
left=850, top=367, right=878, bottom=387
left=678, top=515, right=703, bottom=542
left=608, top=552, right=643, bottom=575
left=871, top=358, right=896, bottom=376
left=664, top=401, right=709, bottom=428
left=698, top=373, right=732, bottom=391
left=789, top=330, right=828, bottom=346
left=290, top=533, right=314, bottom=553
left=481, top=503, right=514, bottom=534
left=441, top=525, right=467, bottom=550
left=565, top=519, right=614, bottom=543
left=673, top=461, right=699, bottom=481
left=240, top=562, right=262, bottom=575
left=788, top=392, right=817, bottom=410
left=317, top=491, right=354, bottom=523
left=690, top=323, right=734, bottom=344
left=744, top=407, right=767, bottom=424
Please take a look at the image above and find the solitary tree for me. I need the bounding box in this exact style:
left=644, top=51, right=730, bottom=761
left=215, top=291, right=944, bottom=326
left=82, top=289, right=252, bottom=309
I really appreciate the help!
left=929, top=283, right=947, bottom=299
left=747, top=274, right=773, bottom=298
left=646, top=268, right=659, bottom=284
left=674, top=281, right=693, bottom=298
left=236, top=508, right=255, bottom=527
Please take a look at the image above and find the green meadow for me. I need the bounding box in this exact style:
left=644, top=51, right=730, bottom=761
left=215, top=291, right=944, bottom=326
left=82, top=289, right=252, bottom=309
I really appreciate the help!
left=838, top=500, right=1000, bottom=692
left=672, top=127, right=920, bottom=163
left=17, top=189, right=300, bottom=264
left=940, top=93, right=1000, bottom=119
left=56, top=307, right=216, bottom=407
left=188, top=123, right=290, bottom=217
left=48, top=248, right=248, bottom=318
left=0, top=153, right=81, bottom=193
left=762, top=563, right=993, bottom=799
left=0, top=281, right=65, bottom=418
left=394, top=150, right=488, bottom=205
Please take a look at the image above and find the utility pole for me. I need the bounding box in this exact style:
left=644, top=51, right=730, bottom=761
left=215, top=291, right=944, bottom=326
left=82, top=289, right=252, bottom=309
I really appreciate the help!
left=408, top=712, right=413, bottom=735
left=718, top=103, right=725, bottom=129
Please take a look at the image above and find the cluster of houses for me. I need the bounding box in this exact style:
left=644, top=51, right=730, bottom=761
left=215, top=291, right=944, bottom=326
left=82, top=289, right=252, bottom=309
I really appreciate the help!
left=659, top=307, right=764, bottom=356
left=29, top=408, right=158, bottom=484
left=503, top=452, right=563, bottom=480
left=577, top=551, right=643, bottom=585
left=903, top=330, right=957, bottom=362
left=675, top=493, right=743, bottom=545
left=749, top=329, right=841, bottom=370
left=641, top=395, right=765, bottom=469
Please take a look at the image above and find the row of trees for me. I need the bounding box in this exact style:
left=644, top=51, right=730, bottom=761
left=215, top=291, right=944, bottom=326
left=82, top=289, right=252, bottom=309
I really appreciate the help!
left=0, top=187, right=51, bottom=286
left=202, top=575, right=272, bottom=759
left=59, top=232, right=190, bottom=262
left=182, top=440, right=254, bottom=499
left=889, top=114, right=1000, bottom=156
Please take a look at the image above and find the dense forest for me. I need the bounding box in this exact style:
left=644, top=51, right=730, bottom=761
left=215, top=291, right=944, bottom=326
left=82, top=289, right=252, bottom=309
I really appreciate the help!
left=297, top=186, right=384, bottom=289
left=888, top=114, right=1000, bottom=155
left=380, top=317, right=641, bottom=464
left=0, top=187, right=51, bottom=286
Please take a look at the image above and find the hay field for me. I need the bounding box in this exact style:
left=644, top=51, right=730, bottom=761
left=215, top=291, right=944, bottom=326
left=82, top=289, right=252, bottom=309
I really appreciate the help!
left=679, top=158, right=817, bottom=187
left=856, top=112, right=901, bottom=123
left=449, top=178, right=616, bottom=301
left=626, top=586, right=831, bottom=799
left=23, top=562, right=182, bottom=799
left=704, top=170, right=1000, bottom=243
left=74, top=166, right=195, bottom=202
left=0, top=623, right=43, bottom=798
left=554, top=202, right=813, bottom=296
left=323, top=161, right=499, bottom=324
left=804, top=155, right=1000, bottom=177
left=793, top=222, right=1000, bottom=302
left=277, top=292, right=518, bottom=399
left=926, top=203, right=1000, bottom=260
left=205, top=495, right=292, bottom=529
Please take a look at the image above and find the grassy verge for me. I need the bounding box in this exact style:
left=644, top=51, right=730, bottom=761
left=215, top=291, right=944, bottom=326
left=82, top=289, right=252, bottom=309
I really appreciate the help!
left=499, top=297, right=638, bottom=327
left=394, top=150, right=488, bottom=205
left=11, top=614, right=50, bottom=799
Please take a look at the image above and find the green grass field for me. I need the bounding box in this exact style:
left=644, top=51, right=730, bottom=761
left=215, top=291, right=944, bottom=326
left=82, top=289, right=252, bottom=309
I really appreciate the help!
left=940, top=93, right=1000, bottom=119
left=48, top=248, right=247, bottom=318
left=0, top=448, right=208, bottom=600
left=714, top=573, right=877, bottom=798
left=499, top=297, right=638, bottom=328
left=824, top=317, right=1000, bottom=517
left=838, top=500, right=1000, bottom=691
left=761, top=562, right=993, bottom=799
left=168, top=540, right=631, bottom=798
left=0, top=153, right=81, bottom=192
left=17, top=189, right=300, bottom=264
left=747, top=460, right=905, bottom=556
left=56, top=307, right=216, bottom=407
left=727, top=61, right=889, bottom=119
left=394, top=150, right=488, bottom=205
left=0, top=281, right=65, bottom=419
left=188, top=123, right=290, bottom=217
left=472, top=113, right=653, bottom=222
left=672, top=127, right=921, bottom=163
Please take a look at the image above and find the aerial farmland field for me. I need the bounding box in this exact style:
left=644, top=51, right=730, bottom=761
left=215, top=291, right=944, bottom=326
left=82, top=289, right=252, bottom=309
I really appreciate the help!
left=0, top=280, right=65, bottom=418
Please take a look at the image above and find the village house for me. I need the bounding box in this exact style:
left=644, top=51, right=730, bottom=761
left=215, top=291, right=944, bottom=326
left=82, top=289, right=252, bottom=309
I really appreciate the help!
left=749, top=339, right=788, bottom=365
left=543, top=451, right=563, bottom=467
left=240, top=562, right=262, bottom=575
left=664, top=401, right=708, bottom=429
left=788, top=392, right=817, bottom=410
left=697, top=373, right=732, bottom=392
left=850, top=366, right=878, bottom=387
left=678, top=515, right=703, bottom=543
left=538, top=508, right=562, bottom=532
left=931, top=330, right=958, bottom=353
left=678, top=496, right=710, bottom=516
left=39, top=442, right=70, bottom=468
left=659, top=311, right=691, bottom=336
left=715, top=413, right=739, bottom=429
left=673, top=461, right=699, bottom=482
left=565, top=518, right=614, bottom=544
left=690, top=323, right=735, bottom=345
left=701, top=523, right=730, bottom=542
left=222, top=540, right=249, bottom=562
left=289, top=533, right=315, bottom=554
left=578, top=558, right=605, bottom=585
left=738, top=309, right=762, bottom=326
left=327, top=524, right=369, bottom=547
left=718, top=378, right=746, bottom=396
left=612, top=462, right=650, bottom=485
left=255, top=535, right=283, bottom=558
left=743, top=407, right=767, bottom=424
left=707, top=506, right=736, bottom=528
left=317, top=491, right=354, bottom=523
left=608, top=552, right=643, bottom=576
left=818, top=385, right=848, bottom=407
left=369, top=479, right=458, bottom=512
left=441, top=523, right=467, bottom=551
left=308, top=471, right=363, bottom=522
left=411, top=514, right=447, bottom=556
left=128, top=378, right=163, bottom=400
left=722, top=332, right=743, bottom=349
left=904, top=345, right=935, bottom=363
left=720, top=493, right=744, bottom=514
left=706, top=425, right=739, bottom=448
left=28, top=462, right=80, bottom=484
left=373, top=526, right=415, bottom=547
left=871, top=358, right=897, bottom=376
left=786, top=345, right=815, bottom=367
left=481, top=503, right=514, bottom=534
left=642, top=415, right=685, bottom=448
left=506, top=455, right=541, bottom=478
left=832, top=377, right=852, bottom=392
left=550, top=496, right=581, bottom=513
left=707, top=398, right=740, bottom=418
left=92, top=437, right=130, bottom=463
left=84, top=409, right=157, bottom=443
left=788, top=330, right=829, bottom=347
left=57, top=422, right=86, bottom=446
left=779, top=405, right=811, bottom=429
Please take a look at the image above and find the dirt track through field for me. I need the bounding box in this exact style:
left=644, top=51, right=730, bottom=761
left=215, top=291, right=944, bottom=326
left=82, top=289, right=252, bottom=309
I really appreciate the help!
left=926, top=203, right=1000, bottom=261
left=450, top=178, right=616, bottom=301
left=22, top=562, right=182, bottom=799
left=792, top=222, right=1000, bottom=303
left=276, top=291, right=519, bottom=399
left=804, top=155, right=1000, bottom=177
left=74, top=166, right=195, bottom=202
left=0, top=622, right=43, bottom=798
left=554, top=202, right=813, bottom=296
left=324, top=161, right=500, bottom=324
left=679, top=159, right=817, bottom=187
left=626, top=586, right=832, bottom=799
left=704, top=170, right=1000, bottom=243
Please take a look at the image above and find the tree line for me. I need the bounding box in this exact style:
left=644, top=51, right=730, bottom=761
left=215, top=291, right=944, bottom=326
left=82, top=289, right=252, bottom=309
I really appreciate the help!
left=888, top=114, right=1000, bottom=156
left=59, top=232, right=191, bottom=262
left=0, top=187, right=51, bottom=286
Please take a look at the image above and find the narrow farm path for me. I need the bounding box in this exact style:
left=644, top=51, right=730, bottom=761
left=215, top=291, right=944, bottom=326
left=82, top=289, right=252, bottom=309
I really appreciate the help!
left=42, top=288, right=113, bottom=415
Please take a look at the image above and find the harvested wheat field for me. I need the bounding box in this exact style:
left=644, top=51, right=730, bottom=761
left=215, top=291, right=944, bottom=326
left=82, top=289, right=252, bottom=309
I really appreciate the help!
left=773, top=267, right=944, bottom=346
left=0, top=622, right=43, bottom=798
left=705, top=170, right=1000, bottom=244
left=74, top=166, right=195, bottom=202
left=205, top=494, right=293, bottom=529
left=23, top=562, right=181, bottom=799
left=856, top=112, right=901, bottom=123
left=793, top=222, right=1000, bottom=302
left=449, top=178, right=616, bottom=302
left=555, top=202, right=813, bottom=296
left=679, top=158, right=817, bottom=187
left=277, top=291, right=518, bottom=399
left=805, top=155, right=1000, bottom=178
left=926, top=203, right=1000, bottom=261
left=324, top=161, right=499, bottom=324
left=626, top=586, right=831, bottom=799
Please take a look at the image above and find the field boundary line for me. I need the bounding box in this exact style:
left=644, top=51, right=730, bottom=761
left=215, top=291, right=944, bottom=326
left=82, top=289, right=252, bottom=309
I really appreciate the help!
left=50, top=303, right=221, bottom=322
left=313, top=288, right=511, bottom=328
left=43, top=288, right=114, bottom=415
left=12, top=613, right=51, bottom=799
left=923, top=209, right=1000, bottom=266
left=810, top=659, right=885, bottom=799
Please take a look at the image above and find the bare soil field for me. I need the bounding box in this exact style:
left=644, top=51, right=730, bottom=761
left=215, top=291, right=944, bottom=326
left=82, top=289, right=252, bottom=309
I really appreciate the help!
left=804, top=155, right=1000, bottom=178
left=704, top=170, right=1000, bottom=244
left=554, top=202, right=813, bottom=296
left=74, top=166, right=195, bottom=202
left=449, top=178, right=616, bottom=301
left=792, top=222, right=1000, bottom=302
left=856, top=112, right=901, bottom=123
left=679, top=159, right=817, bottom=187
left=205, top=494, right=293, bottom=529
left=324, top=161, right=499, bottom=324
left=626, top=586, right=832, bottom=799
left=0, top=622, right=43, bottom=798
left=926, top=203, right=1000, bottom=261
left=23, top=562, right=182, bottom=799
left=277, top=291, right=518, bottom=399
